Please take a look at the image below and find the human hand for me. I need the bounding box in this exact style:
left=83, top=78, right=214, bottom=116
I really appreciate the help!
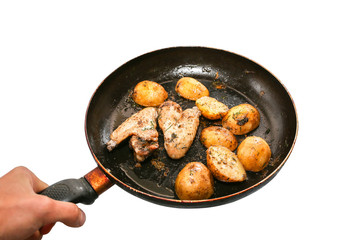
left=0, top=167, right=86, bottom=240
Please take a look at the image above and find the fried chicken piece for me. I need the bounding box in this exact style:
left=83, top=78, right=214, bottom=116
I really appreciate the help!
left=158, top=101, right=182, bottom=132
left=129, top=136, right=159, bottom=162
left=158, top=101, right=201, bottom=159
left=107, top=107, right=159, bottom=162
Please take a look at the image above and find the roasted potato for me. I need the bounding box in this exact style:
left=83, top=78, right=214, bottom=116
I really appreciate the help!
left=175, top=77, right=209, bottom=100
left=195, top=96, right=229, bottom=120
left=206, top=146, right=246, bottom=182
left=132, top=80, right=168, bottom=107
left=222, top=103, right=260, bottom=135
left=237, top=136, right=271, bottom=172
left=200, top=126, right=238, bottom=151
left=175, top=162, right=214, bottom=200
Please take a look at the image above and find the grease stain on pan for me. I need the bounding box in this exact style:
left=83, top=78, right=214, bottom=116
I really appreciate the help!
left=119, top=162, right=175, bottom=198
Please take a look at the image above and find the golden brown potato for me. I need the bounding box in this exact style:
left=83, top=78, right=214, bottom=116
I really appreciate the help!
left=222, top=103, right=260, bottom=135
left=200, top=126, right=238, bottom=151
left=175, top=77, right=209, bottom=101
left=132, top=80, right=168, bottom=107
left=206, top=146, right=246, bottom=182
left=237, top=136, right=271, bottom=172
left=195, top=96, right=229, bottom=120
left=175, top=162, right=214, bottom=200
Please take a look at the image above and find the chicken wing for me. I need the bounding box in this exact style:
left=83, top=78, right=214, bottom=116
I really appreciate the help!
left=129, top=136, right=159, bottom=162
left=158, top=101, right=201, bottom=159
left=158, top=101, right=182, bottom=132
left=107, top=107, right=159, bottom=162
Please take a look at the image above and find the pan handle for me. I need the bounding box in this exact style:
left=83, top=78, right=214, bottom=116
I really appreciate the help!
left=39, top=177, right=98, bottom=204
left=39, top=167, right=113, bottom=205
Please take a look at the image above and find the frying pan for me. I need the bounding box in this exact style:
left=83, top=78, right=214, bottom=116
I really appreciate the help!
left=40, top=46, right=298, bottom=208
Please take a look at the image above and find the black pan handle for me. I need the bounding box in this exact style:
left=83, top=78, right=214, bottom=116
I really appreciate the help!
left=39, top=177, right=98, bottom=205
left=39, top=167, right=113, bottom=205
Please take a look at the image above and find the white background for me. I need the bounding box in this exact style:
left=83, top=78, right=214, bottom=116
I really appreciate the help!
left=1, top=1, right=353, bottom=239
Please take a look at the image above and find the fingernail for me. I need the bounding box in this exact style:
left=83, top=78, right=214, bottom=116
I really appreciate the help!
left=77, top=209, right=86, bottom=226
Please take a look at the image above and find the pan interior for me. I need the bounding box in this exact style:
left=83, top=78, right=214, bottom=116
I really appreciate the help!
left=85, top=47, right=297, bottom=202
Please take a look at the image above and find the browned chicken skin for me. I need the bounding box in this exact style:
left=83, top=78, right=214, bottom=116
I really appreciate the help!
left=107, top=107, right=159, bottom=162
left=158, top=101, right=201, bottom=159
left=129, top=136, right=159, bottom=162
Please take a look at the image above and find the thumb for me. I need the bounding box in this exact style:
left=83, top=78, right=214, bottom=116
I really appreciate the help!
left=39, top=197, right=86, bottom=227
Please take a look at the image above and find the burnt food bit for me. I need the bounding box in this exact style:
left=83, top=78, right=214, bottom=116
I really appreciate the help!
left=237, top=117, right=249, bottom=126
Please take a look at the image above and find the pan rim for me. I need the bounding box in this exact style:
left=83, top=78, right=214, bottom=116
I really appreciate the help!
left=84, top=46, right=299, bottom=207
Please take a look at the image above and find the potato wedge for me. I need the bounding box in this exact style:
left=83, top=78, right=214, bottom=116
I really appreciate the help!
left=206, top=146, right=246, bottom=182
left=175, top=162, right=214, bottom=200
left=195, top=96, right=229, bottom=120
left=237, top=136, right=271, bottom=172
left=222, top=103, right=260, bottom=135
left=132, top=80, right=168, bottom=107
left=175, top=77, right=209, bottom=100
left=200, top=126, right=238, bottom=151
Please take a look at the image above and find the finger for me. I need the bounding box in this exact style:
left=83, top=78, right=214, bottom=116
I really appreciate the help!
left=53, top=202, right=86, bottom=227
left=9, top=166, right=49, bottom=192
left=25, top=230, right=42, bottom=240
left=39, top=197, right=86, bottom=227
left=25, top=169, right=49, bottom=193
left=40, top=223, right=56, bottom=235
left=31, top=176, right=49, bottom=193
